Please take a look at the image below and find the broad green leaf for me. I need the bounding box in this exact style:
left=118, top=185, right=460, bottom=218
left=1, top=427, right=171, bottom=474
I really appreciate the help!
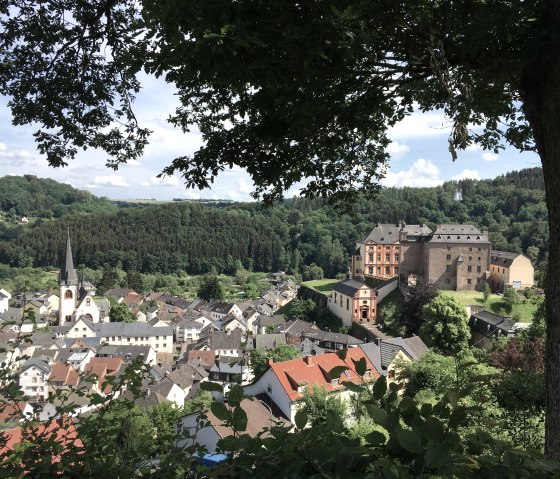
left=424, top=416, right=445, bottom=442
left=200, top=381, right=224, bottom=393
left=336, top=348, right=348, bottom=360
left=341, top=380, right=364, bottom=393
left=396, top=426, right=424, bottom=454
left=366, top=404, right=388, bottom=427
left=228, top=384, right=244, bottom=407
left=231, top=405, right=248, bottom=432
left=447, top=389, right=459, bottom=408
left=353, top=357, right=367, bottom=376
left=365, top=430, right=387, bottom=445
left=371, top=376, right=387, bottom=400
left=210, top=402, right=231, bottom=422
left=327, top=365, right=347, bottom=381
left=295, top=409, right=308, bottom=430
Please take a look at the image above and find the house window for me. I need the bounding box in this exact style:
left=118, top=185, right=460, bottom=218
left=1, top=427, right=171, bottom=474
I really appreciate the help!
left=446, top=265, right=451, bottom=272
left=377, top=255, right=381, bottom=262
left=477, top=266, right=481, bottom=273
left=469, top=247, right=473, bottom=252
left=65, top=290, right=73, bottom=299
left=346, top=298, right=349, bottom=310
left=331, top=378, right=339, bottom=385
left=468, top=256, right=472, bottom=261
left=369, top=254, right=373, bottom=262
left=368, top=266, right=373, bottom=274
left=446, top=254, right=451, bottom=260
left=467, top=266, right=472, bottom=272
left=385, top=254, right=390, bottom=262
left=385, top=266, right=390, bottom=275
left=445, top=279, right=450, bottom=284
left=478, top=257, right=481, bottom=262
left=394, top=254, right=399, bottom=262
left=467, top=279, right=472, bottom=285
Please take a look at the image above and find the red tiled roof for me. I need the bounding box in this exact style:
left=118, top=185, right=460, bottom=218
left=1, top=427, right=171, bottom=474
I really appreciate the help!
left=270, top=349, right=380, bottom=401
left=0, top=418, right=83, bottom=468
left=84, top=358, right=123, bottom=393
left=50, top=363, right=79, bottom=386
left=187, top=350, right=216, bottom=368
left=0, top=402, right=27, bottom=423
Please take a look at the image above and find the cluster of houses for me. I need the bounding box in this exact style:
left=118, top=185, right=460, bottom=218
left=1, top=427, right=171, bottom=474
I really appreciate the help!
left=0, top=225, right=539, bottom=459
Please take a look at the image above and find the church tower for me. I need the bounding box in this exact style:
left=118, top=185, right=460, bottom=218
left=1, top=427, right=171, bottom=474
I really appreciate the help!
left=59, top=231, right=79, bottom=325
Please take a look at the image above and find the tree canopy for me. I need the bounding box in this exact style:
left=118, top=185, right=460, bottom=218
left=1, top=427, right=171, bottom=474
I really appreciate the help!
left=3, top=0, right=560, bottom=458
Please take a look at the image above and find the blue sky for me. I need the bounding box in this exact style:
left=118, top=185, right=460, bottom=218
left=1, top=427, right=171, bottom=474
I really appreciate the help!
left=0, top=74, right=541, bottom=202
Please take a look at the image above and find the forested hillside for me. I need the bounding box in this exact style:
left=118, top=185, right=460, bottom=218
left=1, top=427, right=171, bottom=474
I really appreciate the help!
left=0, top=168, right=548, bottom=280
left=0, top=175, right=118, bottom=218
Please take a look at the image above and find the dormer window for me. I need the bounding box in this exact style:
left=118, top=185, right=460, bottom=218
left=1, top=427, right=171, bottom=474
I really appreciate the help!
left=467, top=235, right=471, bottom=239
left=364, top=370, right=371, bottom=377
left=331, top=378, right=339, bottom=386
left=457, top=235, right=460, bottom=239
left=297, top=385, right=305, bottom=393
left=447, top=235, right=451, bottom=239
left=476, top=236, right=481, bottom=240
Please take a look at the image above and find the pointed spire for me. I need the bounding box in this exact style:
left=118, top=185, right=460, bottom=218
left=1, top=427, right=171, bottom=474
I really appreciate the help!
left=60, top=230, right=78, bottom=286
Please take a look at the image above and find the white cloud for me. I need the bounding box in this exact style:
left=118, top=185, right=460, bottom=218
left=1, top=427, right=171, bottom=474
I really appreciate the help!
left=386, top=142, right=410, bottom=160
left=388, top=112, right=450, bottom=139
left=465, top=143, right=482, bottom=152
left=451, top=169, right=480, bottom=181
left=381, top=159, right=443, bottom=188
left=147, top=174, right=180, bottom=187
left=238, top=178, right=252, bottom=194
left=482, top=152, right=499, bottom=161
left=90, top=175, right=130, bottom=187
left=183, top=191, right=201, bottom=200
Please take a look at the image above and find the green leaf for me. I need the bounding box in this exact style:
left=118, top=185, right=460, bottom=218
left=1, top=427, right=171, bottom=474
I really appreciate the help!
left=231, top=405, right=248, bottom=432
left=200, top=381, right=224, bottom=393
left=365, top=430, right=387, bottom=445
left=353, top=357, right=367, bottom=376
left=295, top=409, right=308, bottom=430
left=366, top=404, right=388, bottom=427
left=424, top=416, right=445, bottom=442
left=396, top=426, right=424, bottom=454
left=341, top=380, right=364, bottom=393
left=371, top=376, right=387, bottom=400
left=327, top=365, right=347, bottom=381
left=447, top=389, right=459, bottom=408
left=210, top=402, right=231, bottom=422
left=228, top=384, right=244, bottom=407
left=336, top=348, right=348, bottom=360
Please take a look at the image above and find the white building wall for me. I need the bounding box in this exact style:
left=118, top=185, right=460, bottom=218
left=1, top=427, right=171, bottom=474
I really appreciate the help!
left=19, top=365, right=49, bottom=401
left=177, top=414, right=222, bottom=453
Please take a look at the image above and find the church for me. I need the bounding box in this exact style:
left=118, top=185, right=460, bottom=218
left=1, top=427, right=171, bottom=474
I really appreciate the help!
left=58, top=233, right=110, bottom=325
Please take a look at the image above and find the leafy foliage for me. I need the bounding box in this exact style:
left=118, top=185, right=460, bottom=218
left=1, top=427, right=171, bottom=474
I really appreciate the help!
left=197, top=274, right=225, bottom=301
left=400, top=278, right=438, bottom=336
left=420, top=295, right=471, bottom=354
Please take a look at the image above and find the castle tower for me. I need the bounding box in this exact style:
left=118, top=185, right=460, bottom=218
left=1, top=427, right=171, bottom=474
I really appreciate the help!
left=59, top=231, right=79, bottom=325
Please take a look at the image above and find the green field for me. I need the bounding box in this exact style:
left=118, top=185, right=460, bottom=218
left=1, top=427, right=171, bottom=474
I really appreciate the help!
left=444, top=290, right=539, bottom=322
left=302, top=278, right=339, bottom=296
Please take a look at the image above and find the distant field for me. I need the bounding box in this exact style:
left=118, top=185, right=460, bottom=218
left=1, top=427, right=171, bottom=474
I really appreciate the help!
left=444, top=290, right=538, bottom=322
left=302, top=279, right=339, bottom=295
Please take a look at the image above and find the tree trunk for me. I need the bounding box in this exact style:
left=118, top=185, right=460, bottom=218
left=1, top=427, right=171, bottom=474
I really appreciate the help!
left=521, top=1, right=560, bottom=459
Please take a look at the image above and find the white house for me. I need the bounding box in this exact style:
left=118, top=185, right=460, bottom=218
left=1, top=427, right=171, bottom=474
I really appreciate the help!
left=19, top=357, right=51, bottom=402
left=243, top=349, right=379, bottom=422
left=0, top=288, right=11, bottom=314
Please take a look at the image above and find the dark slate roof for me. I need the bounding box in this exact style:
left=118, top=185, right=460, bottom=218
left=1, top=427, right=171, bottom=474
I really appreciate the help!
left=401, top=224, right=433, bottom=238
left=491, top=251, right=524, bottom=268
left=470, top=310, right=516, bottom=335
left=429, top=225, right=490, bottom=243
left=96, top=344, right=152, bottom=361
left=359, top=342, right=383, bottom=375
left=211, top=302, right=237, bottom=315
left=94, top=322, right=173, bottom=337
left=210, top=361, right=247, bottom=374
left=60, top=232, right=78, bottom=286
left=280, top=319, right=315, bottom=336
left=298, top=338, right=327, bottom=357
left=302, top=330, right=363, bottom=346
left=331, top=279, right=369, bottom=297
left=104, top=288, right=137, bottom=299
left=254, top=315, right=286, bottom=327
left=63, top=337, right=101, bottom=348
left=208, top=330, right=244, bottom=351
left=20, top=357, right=51, bottom=374
left=253, top=334, right=286, bottom=350
left=362, top=224, right=401, bottom=244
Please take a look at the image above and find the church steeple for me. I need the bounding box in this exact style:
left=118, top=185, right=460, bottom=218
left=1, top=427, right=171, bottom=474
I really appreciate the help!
left=60, top=230, right=78, bottom=286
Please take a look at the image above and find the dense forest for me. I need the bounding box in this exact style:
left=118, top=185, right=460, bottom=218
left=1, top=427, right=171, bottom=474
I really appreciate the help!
left=0, top=168, right=548, bottom=281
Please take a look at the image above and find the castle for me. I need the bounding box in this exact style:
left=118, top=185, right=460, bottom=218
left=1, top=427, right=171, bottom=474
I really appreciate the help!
left=351, top=223, right=492, bottom=291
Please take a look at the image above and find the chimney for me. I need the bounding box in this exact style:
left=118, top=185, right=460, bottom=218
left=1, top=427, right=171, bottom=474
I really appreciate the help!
left=304, top=355, right=313, bottom=366
left=266, top=358, right=274, bottom=367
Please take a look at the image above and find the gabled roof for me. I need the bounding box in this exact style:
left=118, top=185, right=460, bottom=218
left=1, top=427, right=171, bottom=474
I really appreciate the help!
left=301, top=330, right=363, bottom=347
left=268, top=349, right=378, bottom=401
left=490, top=250, right=527, bottom=268
left=94, top=322, right=173, bottom=338
left=359, top=336, right=429, bottom=373
left=254, top=315, right=285, bottom=327
left=430, top=224, right=489, bottom=243
left=50, top=362, right=79, bottom=386
left=20, top=357, right=51, bottom=374
left=470, top=310, right=516, bottom=335
left=252, top=334, right=286, bottom=350
left=104, top=288, right=137, bottom=299
left=186, top=350, right=216, bottom=369
left=331, top=278, right=370, bottom=297
left=280, top=319, right=316, bottom=336
left=362, top=223, right=401, bottom=244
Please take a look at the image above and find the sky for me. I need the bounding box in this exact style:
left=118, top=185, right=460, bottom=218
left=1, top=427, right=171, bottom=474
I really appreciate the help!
left=0, top=74, right=541, bottom=202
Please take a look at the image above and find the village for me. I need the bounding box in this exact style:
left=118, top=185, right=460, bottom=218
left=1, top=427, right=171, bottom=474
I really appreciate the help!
left=0, top=222, right=538, bottom=463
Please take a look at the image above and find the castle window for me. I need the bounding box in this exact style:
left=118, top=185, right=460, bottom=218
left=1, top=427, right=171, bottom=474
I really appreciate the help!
left=446, top=265, right=451, bottom=272
left=445, top=279, right=450, bottom=284
left=446, top=254, right=451, bottom=260
left=467, top=279, right=472, bottom=285
left=65, top=290, right=73, bottom=299
left=394, top=254, right=399, bottom=262
left=477, top=266, right=482, bottom=273
left=467, top=266, right=472, bottom=272
left=385, top=266, right=390, bottom=275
